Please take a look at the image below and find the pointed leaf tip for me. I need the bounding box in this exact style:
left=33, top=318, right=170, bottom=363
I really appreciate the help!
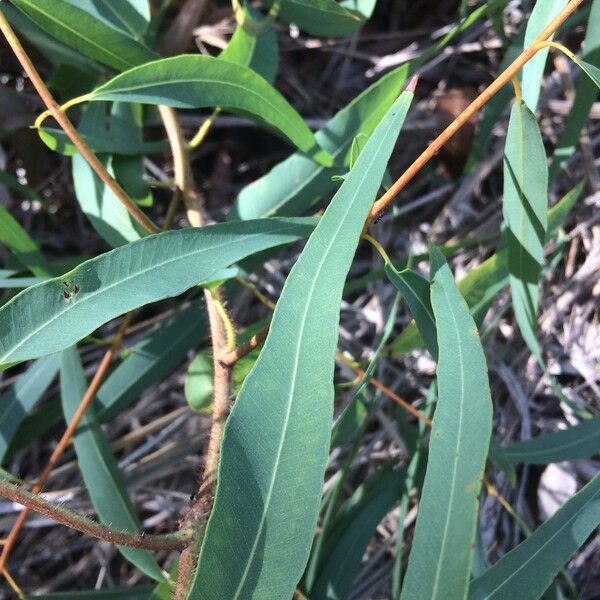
left=406, top=75, right=419, bottom=93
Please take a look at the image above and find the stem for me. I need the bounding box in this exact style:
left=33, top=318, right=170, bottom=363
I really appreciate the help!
left=0, top=11, right=160, bottom=235
left=0, top=480, right=189, bottom=551
left=220, top=323, right=270, bottom=366
left=367, top=0, right=586, bottom=224
left=0, top=313, right=134, bottom=571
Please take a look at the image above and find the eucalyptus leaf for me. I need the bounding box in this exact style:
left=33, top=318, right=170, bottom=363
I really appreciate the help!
left=68, top=0, right=150, bottom=39
left=8, top=0, right=157, bottom=71
left=401, top=247, right=492, bottom=600
left=0, top=218, right=316, bottom=367
left=190, top=88, right=414, bottom=600
left=89, top=55, right=333, bottom=166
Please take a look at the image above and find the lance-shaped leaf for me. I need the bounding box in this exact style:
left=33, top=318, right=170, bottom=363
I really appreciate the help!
left=503, top=101, right=548, bottom=359
left=60, top=347, right=164, bottom=581
left=469, top=471, right=600, bottom=599
left=505, top=415, right=600, bottom=465
left=189, top=89, right=414, bottom=600
left=89, top=55, right=333, bottom=166
left=401, top=247, right=492, bottom=600
left=0, top=217, right=316, bottom=367
left=8, top=0, right=157, bottom=71
left=260, top=0, right=363, bottom=37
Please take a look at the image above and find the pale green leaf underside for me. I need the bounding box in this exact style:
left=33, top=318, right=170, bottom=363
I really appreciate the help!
left=190, top=90, right=414, bottom=600
left=401, top=247, right=492, bottom=600
left=0, top=218, right=316, bottom=366
left=90, top=55, right=333, bottom=166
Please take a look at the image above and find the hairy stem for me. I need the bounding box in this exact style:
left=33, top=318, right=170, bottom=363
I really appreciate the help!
left=0, top=480, right=190, bottom=551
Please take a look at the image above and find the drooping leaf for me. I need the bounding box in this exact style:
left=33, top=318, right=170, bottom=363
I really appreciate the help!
left=550, top=0, right=600, bottom=180
left=505, top=415, right=600, bottom=465
left=190, top=89, right=414, bottom=600
left=401, top=247, right=492, bottom=600
left=521, top=0, right=569, bottom=111
left=8, top=0, right=157, bottom=71
left=384, top=264, right=438, bottom=360
left=570, top=56, right=600, bottom=90
left=469, top=472, right=600, bottom=599
left=60, top=347, right=165, bottom=581
left=67, top=0, right=150, bottom=39
left=88, top=55, right=333, bottom=166
left=260, top=0, right=363, bottom=37
left=231, top=64, right=410, bottom=220
left=0, top=204, right=52, bottom=277
left=0, top=217, right=316, bottom=367
left=0, top=354, right=59, bottom=462
left=503, top=100, right=548, bottom=359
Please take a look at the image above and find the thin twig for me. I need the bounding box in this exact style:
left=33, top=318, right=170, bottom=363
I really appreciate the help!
left=0, top=313, right=134, bottom=572
left=367, top=0, right=587, bottom=224
left=0, top=480, right=190, bottom=551
left=0, top=11, right=160, bottom=234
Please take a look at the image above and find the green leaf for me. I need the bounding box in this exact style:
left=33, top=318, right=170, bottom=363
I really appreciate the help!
left=505, top=415, right=600, bottom=465
left=190, top=90, right=414, bottom=600
left=384, top=264, right=438, bottom=360
left=503, top=101, right=548, bottom=359
left=231, top=64, right=410, bottom=220
left=311, top=468, right=403, bottom=600
left=550, top=0, right=600, bottom=180
left=0, top=354, right=59, bottom=462
left=0, top=204, right=52, bottom=277
left=400, top=247, right=492, bottom=600
left=96, top=303, right=204, bottom=421
left=60, top=347, right=165, bottom=581
left=522, top=0, right=569, bottom=111
left=571, top=57, right=600, bottom=90
left=0, top=2, right=103, bottom=72
left=8, top=0, right=157, bottom=72
left=0, top=217, right=316, bottom=367
left=260, top=0, right=363, bottom=37
left=220, top=6, right=279, bottom=83
left=469, top=471, right=600, bottom=599
left=68, top=0, right=150, bottom=39
left=89, top=55, right=333, bottom=166
left=184, top=352, right=213, bottom=413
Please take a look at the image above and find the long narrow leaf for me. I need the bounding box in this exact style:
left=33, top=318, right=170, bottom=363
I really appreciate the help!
left=89, top=55, right=333, bottom=166
left=503, top=100, right=548, bottom=359
left=469, top=472, right=600, bottom=599
left=68, top=0, right=150, bottom=39
left=60, top=347, right=164, bottom=581
left=0, top=218, right=316, bottom=367
left=401, top=247, right=492, bottom=600
left=8, top=0, right=157, bottom=71
left=190, top=88, right=414, bottom=600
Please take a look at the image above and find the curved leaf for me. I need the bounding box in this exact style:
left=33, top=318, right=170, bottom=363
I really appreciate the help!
left=401, top=247, right=492, bottom=600
left=190, top=89, right=414, bottom=600
left=0, top=217, right=316, bottom=367
left=68, top=0, right=150, bottom=39
left=260, top=0, right=363, bottom=37
left=469, top=472, right=600, bottom=599
left=60, top=347, right=164, bottom=581
left=89, top=55, right=333, bottom=166
left=505, top=415, right=600, bottom=465
left=503, top=101, right=548, bottom=359
left=8, top=0, right=157, bottom=71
